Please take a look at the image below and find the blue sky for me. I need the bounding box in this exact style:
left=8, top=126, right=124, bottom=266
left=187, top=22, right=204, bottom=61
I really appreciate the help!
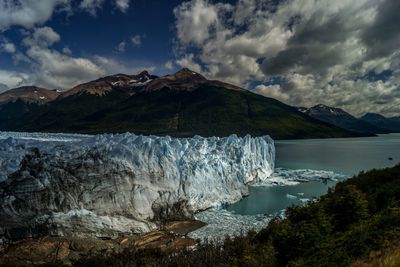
left=0, top=0, right=184, bottom=76
left=0, top=0, right=399, bottom=116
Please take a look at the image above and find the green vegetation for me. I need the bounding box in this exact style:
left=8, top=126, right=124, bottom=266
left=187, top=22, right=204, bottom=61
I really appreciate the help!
left=0, top=86, right=362, bottom=139
left=67, top=164, right=400, bottom=267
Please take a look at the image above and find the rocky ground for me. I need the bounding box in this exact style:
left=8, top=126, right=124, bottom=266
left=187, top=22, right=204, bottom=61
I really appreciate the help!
left=0, top=220, right=205, bottom=266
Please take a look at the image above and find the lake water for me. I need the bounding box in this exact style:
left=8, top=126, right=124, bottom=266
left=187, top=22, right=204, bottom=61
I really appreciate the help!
left=226, top=134, right=400, bottom=216
left=275, top=134, right=400, bottom=175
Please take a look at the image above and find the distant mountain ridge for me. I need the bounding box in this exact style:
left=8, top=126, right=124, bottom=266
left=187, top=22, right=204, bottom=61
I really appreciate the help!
left=298, top=104, right=388, bottom=134
left=0, top=69, right=366, bottom=139
left=360, top=113, right=400, bottom=133
left=58, top=71, right=158, bottom=99
left=0, top=86, right=60, bottom=105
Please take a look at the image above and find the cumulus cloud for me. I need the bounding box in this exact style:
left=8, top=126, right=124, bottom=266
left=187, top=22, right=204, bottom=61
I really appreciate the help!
left=176, top=53, right=203, bottom=73
left=1, top=24, right=158, bottom=91
left=62, top=46, right=72, bottom=55
left=0, top=1, right=158, bottom=92
left=164, top=60, right=174, bottom=70
left=0, top=70, right=30, bottom=90
left=79, top=0, right=104, bottom=16
left=115, top=0, right=130, bottom=13
left=114, top=35, right=141, bottom=53
left=26, top=45, right=105, bottom=89
left=0, top=0, right=70, bottom=31
left=130, top=35, right=142, bottom=47
left=80, top=0, right=130, bottom=15
left=93, top=55, right=155, bottom=75
left=115, top=41, right=127, bottom=53
left=174, top=0, right=221, bottom=45
left=361, top=0, right=400, bottom=60
left=0, top=41, right=16, bottom=53
left=1, top=27, right=104, bottom=89
left=0, top=83, right=8, bottom=92
left=254, top=84, right=290, bottom=102
left=23, top=26, right=61, bottom=47
left=174, top=0, right=400, bottom=116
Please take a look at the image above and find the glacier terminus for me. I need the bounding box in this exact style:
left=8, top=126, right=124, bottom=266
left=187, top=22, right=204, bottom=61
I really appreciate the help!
left=0, top=132, right=275, bottom=240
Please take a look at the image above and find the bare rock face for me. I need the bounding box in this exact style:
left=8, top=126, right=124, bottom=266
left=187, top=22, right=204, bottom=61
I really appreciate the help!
left=0, top=132, right=275, bottom=241
left=58, top=71, right=158, bottom=99
left=143, top=68, right=244, bottom=92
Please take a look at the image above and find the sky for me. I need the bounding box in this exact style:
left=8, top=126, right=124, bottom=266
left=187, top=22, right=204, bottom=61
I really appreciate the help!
left=0, top=0, right=399, bottom=116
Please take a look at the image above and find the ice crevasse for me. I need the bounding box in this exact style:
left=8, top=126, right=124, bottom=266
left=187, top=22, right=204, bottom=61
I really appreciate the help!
left=0, top=132, right=275, bottom=239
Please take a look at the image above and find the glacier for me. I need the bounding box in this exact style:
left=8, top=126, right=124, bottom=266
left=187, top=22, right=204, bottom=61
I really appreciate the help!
left=0, top=132, right=275, bottom=240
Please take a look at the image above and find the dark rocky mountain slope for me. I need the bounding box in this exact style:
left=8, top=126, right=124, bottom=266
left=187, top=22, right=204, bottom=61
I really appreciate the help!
left=361, top=113, right=400, bottom=133
left=0, top=69, right=364, bottom=139
left=299, top=104, right=387, bottom=134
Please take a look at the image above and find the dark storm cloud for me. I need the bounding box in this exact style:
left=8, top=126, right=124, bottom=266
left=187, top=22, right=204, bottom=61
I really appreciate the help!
left=362, top=0, right=400, bottom=59
left=262, top=44, right=345, bottom=75
left=262, top=0, right=400, bottom=76
left=174, top=0, right=400, bottom=116
left=261, top=6, right=361, bottom=75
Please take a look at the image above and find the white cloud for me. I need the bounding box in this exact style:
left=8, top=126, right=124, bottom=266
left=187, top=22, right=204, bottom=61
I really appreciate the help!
left=115, top=41, right=127, bottom=53
left=93, top=55, right=155, bottom=75
left=23, top=26, right=61, bottom=47
left=0, top=0, right=70, bottom=31
left=0, top=83, right=8, bottom=92
left=1, top=27, right=104, bottom=89
left=80, top=0, right=129, bottom=14
left=26, top=45, right=105, bottom=89
left=115, top=35, right=141, bottom=53
left=173, top=0, right=400, bottom=116
left=0, top=2, right=161, bottom=92
left=115, top=0, right=130, bottom=13
left=164, top=60, right=174, bottom=70
left=0, top=25, right=159, bottom=91
left=0, top=70, right=30, bottom=90
left=62, top=46, right=72, bottom=55
left=176, top=54, right=203, bottom=73
left=0, top=41, right=16, bottom=53
left=174, top=0, right=219, bottom=45
left=79, top=0, right=104, bottom=16
left=254, top=84, right=290, bottom=102
left=130, top=35, right=142, bottom=47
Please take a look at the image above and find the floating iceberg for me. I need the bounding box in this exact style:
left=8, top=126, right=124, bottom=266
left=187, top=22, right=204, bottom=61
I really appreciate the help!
left=0, top=132, right=275, bottom=239
left=286, top=194, right=297, bottom=199
left=264, top=167, right=348, bottom=186
left=189, top=208, right=273, bottom=241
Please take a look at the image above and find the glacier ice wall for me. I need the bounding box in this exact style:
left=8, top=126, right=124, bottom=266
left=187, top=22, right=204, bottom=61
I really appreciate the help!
left=0, top=132, right=275, bottom=239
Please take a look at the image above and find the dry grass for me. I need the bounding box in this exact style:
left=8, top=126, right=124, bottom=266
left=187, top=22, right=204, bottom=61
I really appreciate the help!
left=351, top=243, right=400, bottom=267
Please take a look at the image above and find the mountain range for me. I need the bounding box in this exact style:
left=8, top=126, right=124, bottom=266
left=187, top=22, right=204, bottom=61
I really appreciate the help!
left=299, top=104, right=400, bottom=134
left=0, top=69, right=372, bottom=139
left=360, top=113, right=400, bottom=133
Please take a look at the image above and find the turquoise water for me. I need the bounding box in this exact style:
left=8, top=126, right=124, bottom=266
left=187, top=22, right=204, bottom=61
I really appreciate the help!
left=275, top=134, right=400, bottom=175
left=227, top=134, right=400, bottom=216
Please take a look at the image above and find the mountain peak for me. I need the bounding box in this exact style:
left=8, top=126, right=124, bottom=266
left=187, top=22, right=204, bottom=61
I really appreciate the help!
left=0, top=86, right=60, bottom=105
left=138, top=70, right=150, bottom=77
left=298, top=104, right=388, bottom=134
left=168, top=68, right=206, bottom=81
left=361, top=112, right=400, bottom=132
left=361, top=112, right=387, bottom=120
left=308, top=104, right=348, bottom=116
left=58, top=71, right=159, bottom=99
